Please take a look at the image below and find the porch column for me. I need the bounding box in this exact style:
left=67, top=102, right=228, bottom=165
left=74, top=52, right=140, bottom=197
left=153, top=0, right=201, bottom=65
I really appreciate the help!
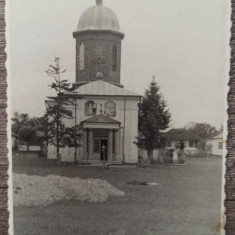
left=119, top=128, right=124, bottom=163
left=89, top=129, right=93, bottom=160
left=108, top=130, right=113, bottom=162
left=83, top=129, right=87, bottom=160
left=115, top=130, right=120, bottom=162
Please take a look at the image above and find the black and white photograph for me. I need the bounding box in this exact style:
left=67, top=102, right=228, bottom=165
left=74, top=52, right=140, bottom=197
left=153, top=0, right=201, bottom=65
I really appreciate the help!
left=8, top=0, right=229, bottom=234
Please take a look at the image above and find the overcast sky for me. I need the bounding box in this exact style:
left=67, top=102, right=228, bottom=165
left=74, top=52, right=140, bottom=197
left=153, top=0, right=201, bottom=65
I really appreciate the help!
left=7, top=0, right=230, bottom=129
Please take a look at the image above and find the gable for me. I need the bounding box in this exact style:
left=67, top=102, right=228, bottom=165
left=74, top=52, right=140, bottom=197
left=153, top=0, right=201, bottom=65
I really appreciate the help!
left=82, top=114, right=121, bottom=124
left=74, top=80, right=141, bottom=97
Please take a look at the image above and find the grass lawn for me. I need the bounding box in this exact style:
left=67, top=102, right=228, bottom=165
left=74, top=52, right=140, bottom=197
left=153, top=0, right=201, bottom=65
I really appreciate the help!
left=13, top=153, right=223, bottom=235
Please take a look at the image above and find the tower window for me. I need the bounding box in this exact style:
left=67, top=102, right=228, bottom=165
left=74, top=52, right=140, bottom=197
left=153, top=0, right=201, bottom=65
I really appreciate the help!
left=85, top=101, right=97, bottom=116
left=112, top=45, right=117, bottom=72
left=80, top=43, right=85, bottom=70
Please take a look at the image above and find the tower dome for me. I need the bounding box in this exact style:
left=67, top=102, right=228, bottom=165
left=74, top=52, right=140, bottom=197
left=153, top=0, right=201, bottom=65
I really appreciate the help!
left=77, top=0, right=121, bottom=32
left=73, top=0, right=125, bottom=86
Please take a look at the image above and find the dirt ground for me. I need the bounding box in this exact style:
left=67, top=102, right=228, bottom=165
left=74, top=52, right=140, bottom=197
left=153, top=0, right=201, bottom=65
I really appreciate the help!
left=12, top=153, right=223, bottom=235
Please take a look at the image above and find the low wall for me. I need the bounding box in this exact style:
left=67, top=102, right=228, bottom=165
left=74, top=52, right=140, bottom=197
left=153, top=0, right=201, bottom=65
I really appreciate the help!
left=18, top=145, right=41, bottom=152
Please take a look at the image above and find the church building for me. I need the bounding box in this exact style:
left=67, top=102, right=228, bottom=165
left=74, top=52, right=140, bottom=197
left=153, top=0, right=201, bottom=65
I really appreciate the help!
left=48, top=0, right=141, bottom=164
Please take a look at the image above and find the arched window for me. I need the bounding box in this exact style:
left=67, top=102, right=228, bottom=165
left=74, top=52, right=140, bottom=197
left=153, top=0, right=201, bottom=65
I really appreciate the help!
left=85, top=101, right=97, bottom=116
left=112, top=45, right=117, bottom=72
left=104, top=101, right=116, bottom=117
left=79, top=43, right=85, bottom=70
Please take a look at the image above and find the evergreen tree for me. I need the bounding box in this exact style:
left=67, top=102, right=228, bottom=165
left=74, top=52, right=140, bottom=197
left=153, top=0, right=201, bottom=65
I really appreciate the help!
left=136, top=78, right=171, bottom=160
left=45, top=57, right=81, bottom=163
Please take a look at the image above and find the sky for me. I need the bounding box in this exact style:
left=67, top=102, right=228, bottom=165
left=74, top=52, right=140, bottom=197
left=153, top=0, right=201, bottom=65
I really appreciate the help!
left=7, top=0, right=230, bottom=129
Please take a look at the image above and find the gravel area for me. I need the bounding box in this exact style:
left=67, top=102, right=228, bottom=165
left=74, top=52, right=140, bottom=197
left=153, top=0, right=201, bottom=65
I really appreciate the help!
left=13, top=173, right=125, bottom=206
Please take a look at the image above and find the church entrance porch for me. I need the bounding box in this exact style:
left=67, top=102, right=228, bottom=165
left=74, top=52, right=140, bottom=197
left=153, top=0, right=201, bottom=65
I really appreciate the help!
left=79, top=114, right=122, bottom=163
left=82, top=128, right=121, bottom=163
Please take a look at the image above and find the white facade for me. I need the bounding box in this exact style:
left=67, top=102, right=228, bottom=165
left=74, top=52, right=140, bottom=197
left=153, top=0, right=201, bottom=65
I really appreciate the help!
left=48, top=80, right=140, bottom=164
left=206, top=133, right=223, bottom=156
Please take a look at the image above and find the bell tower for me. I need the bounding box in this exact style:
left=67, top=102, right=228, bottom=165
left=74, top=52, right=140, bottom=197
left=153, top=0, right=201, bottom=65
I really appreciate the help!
left=73, top=0, right=125, bottom=86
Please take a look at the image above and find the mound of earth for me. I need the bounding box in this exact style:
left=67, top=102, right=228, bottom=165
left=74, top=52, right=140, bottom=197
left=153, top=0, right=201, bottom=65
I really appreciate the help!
left=13, top=173, right=125, bottom=206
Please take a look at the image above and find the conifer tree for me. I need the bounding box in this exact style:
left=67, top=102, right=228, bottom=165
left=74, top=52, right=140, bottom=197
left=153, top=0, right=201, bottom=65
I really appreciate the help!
left=45, top=57, right=81, bottom=163
left=136, top=78, right=171, bottom=160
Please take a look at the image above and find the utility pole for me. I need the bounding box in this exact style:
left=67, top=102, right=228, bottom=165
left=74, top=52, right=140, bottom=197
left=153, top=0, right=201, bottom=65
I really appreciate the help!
left=55, top=57, right=61, bottom=164
left=74, top=95, right=77, bottom=163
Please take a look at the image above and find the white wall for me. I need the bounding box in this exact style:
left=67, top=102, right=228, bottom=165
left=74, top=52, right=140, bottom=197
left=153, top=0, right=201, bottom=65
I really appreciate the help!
left=123, top=107, right=138, bottom=163
left=47, top=144, right=56, bottom=160
left=206, top=139, right=223, bottom=156
left=71, top=96, right=138, bottom=124
left=48, top=96, right=139, bottom=163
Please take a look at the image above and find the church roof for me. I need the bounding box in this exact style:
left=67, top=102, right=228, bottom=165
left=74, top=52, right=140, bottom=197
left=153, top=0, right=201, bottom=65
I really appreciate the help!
left=74, top=80, right=141, bottom=97
left=77, top=0, right=121, bottom=33
left=82, top=114, right=121, bottom=124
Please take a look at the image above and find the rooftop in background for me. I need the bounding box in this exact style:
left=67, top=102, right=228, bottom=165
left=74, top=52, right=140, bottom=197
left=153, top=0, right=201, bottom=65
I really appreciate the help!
left=163, top=129, right=202, bottom=141
left=212, top=132, right=223, bottom=139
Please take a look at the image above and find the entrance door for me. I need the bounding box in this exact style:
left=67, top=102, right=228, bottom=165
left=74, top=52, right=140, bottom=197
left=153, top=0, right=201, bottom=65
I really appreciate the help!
left=100, top=139, right=108, bottom=161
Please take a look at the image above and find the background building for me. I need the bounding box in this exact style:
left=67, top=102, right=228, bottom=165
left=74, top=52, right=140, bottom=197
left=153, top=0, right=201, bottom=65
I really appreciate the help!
left=206, top=132, right=223, bottom=156
left=164, top=128, right=201, bottom=149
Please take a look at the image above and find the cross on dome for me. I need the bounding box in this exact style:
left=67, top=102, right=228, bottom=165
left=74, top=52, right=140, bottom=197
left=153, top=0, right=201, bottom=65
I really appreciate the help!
left=96, top=0, right=103, bottom=6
